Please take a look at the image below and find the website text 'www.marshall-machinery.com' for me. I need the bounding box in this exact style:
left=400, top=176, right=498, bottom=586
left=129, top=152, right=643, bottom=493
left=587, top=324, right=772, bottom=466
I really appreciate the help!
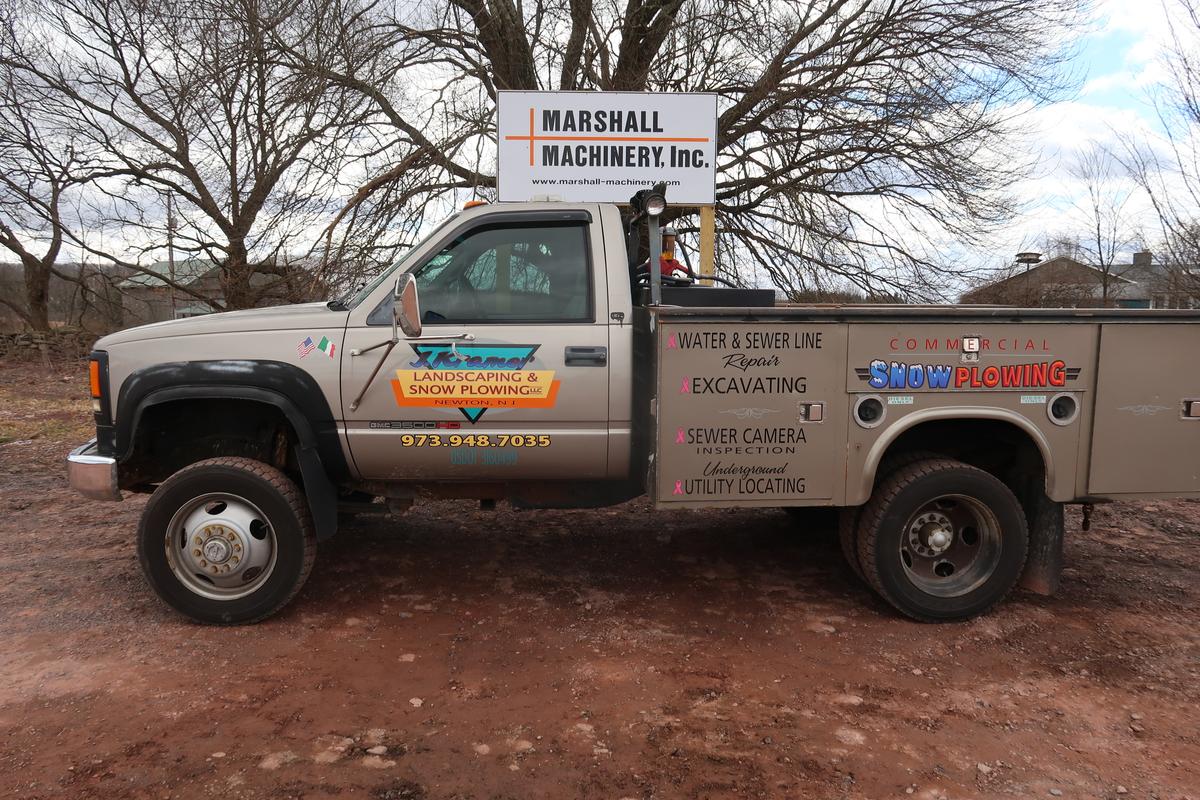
left=530, top=178, right=683, bottom=188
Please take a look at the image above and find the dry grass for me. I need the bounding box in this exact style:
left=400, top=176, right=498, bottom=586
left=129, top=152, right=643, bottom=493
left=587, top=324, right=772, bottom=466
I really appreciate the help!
left=0, top=363, right=93, bottom=445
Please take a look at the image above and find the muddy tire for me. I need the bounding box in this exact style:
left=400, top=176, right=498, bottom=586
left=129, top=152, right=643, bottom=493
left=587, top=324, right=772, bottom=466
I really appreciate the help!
left=840, top=450, right=940, bottom=583
left=137, top=457, right=317, bottom=625
left=855, top=458, right=1028, bottom=622
left=838, top=509, right=864, bottom=581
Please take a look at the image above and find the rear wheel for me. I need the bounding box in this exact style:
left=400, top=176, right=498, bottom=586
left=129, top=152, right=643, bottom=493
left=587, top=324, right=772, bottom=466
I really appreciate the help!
left=838, top=509, right=864, bottom=581
left=855, top=458, right=1028, bottom=622
left=137, top=457, right=317, bottom=624
left=839, top=450, right=939, bottom=583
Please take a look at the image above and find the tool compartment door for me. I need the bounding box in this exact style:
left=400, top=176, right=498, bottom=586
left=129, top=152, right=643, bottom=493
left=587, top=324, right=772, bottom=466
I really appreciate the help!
left=653, top=321, right=846, bottom=506
left=1088, top=323, right=1200, bottom=495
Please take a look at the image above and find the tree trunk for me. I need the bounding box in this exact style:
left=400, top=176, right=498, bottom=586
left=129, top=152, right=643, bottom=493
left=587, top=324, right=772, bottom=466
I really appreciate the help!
left=221, top=241, right=256, bottom=310
left=23, top=258, right=51, bottom=332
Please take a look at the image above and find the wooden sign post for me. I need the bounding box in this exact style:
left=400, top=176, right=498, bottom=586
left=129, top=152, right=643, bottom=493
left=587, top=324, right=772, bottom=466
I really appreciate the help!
left=698, top=205, right=715, bottom=286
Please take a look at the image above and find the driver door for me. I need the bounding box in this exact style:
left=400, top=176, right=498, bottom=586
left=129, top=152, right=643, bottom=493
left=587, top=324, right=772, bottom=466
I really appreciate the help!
left=341, top=210, right=610, bottom=481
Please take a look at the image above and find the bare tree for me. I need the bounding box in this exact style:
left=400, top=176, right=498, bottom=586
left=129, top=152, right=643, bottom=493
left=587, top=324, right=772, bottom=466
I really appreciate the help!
left=1064, top=143, right=1138, bottom=305
left=0, top=59, right=90, bottom=330
left=1152, top=221, right=1200, bottom=306
left=1, top=0, right=375, bottom=311
left=278, top=0, right=1086, bottom=300
left=1118, top=0, right=1200, bottom=306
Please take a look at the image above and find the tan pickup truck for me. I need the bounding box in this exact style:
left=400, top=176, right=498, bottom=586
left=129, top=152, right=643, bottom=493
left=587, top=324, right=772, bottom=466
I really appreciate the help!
left=67, top=196, right=1200, bottom=624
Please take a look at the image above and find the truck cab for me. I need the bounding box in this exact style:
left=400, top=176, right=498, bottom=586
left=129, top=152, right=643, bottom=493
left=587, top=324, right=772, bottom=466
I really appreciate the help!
left=340, top=203, right=633, bottom=487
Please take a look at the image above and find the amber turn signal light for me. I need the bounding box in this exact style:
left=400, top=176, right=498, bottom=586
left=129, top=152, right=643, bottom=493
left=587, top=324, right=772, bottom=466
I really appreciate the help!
left=89, top=359, right=102, bottom=398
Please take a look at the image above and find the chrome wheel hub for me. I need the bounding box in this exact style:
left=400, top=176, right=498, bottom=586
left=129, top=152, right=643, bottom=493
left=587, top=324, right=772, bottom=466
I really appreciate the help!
left=201, top=533, right=234, bottom=565
left=910, top=511, right=954, bottom=556
left=165, top=493, right=277, bottom=601
left=899, top=495, right=1002, bottom=599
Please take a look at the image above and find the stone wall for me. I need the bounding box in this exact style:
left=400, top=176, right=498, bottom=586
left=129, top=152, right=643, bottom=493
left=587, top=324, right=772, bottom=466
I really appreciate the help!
left=0, top=330, right=99, bottom=363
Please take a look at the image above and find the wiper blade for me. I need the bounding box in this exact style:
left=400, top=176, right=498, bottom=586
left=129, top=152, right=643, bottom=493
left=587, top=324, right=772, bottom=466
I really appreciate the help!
left=328, top=280, right=367, bottom=311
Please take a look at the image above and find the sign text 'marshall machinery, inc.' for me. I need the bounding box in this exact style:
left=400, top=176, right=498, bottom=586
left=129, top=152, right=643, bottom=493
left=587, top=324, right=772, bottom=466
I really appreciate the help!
left=497, top=91, right=718, bottom=204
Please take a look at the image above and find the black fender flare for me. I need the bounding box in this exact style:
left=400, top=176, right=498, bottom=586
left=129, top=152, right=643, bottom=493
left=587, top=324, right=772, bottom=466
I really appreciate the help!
left=114, top=360, right=346, bottom=540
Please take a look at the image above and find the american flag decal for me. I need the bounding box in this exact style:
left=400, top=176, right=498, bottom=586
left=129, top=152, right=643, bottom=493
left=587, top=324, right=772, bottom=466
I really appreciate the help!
left=297, top=336, right=316, bottom=358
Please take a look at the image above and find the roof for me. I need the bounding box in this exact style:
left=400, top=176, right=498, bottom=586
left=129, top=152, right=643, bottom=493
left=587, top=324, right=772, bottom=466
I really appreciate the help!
left=960, top=255, right=1150, bottom=304
left=980, top=256, right=1139, bottom=291
left=173, top=303, right=215, bottom=315
left=117, top=259, right=217, bottom=289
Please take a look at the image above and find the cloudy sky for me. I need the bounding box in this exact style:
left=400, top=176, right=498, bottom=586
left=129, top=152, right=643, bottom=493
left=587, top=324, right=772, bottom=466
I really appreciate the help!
left=997, top=0, right=1181, bottom=267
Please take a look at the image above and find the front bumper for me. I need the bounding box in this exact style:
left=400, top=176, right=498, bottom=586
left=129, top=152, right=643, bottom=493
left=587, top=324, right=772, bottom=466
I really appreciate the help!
left=66, top=439, right=122, bottom=501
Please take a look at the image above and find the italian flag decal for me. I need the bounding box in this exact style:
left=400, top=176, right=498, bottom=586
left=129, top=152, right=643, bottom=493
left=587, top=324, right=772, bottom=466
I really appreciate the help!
left=317, top=336, right=336, bottom=358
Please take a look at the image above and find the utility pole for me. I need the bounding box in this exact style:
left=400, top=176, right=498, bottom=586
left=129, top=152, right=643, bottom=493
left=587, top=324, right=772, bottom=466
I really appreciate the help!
left=166, top=193, right=177, bottom=319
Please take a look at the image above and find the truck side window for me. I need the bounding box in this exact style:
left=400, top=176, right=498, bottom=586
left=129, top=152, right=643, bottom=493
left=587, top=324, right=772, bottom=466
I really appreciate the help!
left=412, top=222, right=591, bottom=323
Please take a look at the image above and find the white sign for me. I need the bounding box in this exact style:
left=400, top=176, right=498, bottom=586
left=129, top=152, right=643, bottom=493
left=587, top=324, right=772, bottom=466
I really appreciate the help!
left=497, top=91, right=717, bottom=205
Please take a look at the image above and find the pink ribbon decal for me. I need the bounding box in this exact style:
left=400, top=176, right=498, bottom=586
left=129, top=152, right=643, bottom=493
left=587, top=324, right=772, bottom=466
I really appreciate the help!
left=673, top=480, right=684, bottom=495
left=667, top=332, right=678, bottom=349
left=675, top=428, right=685, bottom=444
left=680, top=377, right=690, bottom=393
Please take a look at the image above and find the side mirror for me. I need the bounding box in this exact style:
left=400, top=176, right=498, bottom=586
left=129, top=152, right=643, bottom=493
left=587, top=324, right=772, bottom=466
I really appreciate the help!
left=393, top=273, right=422, bottom=338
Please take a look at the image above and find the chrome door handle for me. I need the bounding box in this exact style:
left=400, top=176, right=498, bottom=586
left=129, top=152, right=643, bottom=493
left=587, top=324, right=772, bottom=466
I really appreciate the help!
left=564, top=346, right=607, bottom=366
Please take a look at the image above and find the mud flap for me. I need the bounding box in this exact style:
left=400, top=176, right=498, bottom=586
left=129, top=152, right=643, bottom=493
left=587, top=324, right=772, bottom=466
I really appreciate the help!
left=296, top=445, right=338, bottom=541
left=1019, top=490, right=1064, bottom=596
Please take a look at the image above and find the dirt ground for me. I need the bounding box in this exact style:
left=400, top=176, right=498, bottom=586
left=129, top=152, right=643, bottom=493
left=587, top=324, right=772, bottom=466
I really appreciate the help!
left=0, top=361, right=1198, bottom=800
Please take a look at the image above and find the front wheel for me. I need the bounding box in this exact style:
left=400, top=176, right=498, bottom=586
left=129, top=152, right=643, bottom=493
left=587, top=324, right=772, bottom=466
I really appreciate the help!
left=137, top=457, right=317, bottom=624
left=855, top=458, right=1028, bottom=622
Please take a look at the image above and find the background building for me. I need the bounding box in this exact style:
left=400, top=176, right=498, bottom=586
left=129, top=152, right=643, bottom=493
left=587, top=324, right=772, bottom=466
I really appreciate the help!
left=962, top=251, right=1200, bottom=309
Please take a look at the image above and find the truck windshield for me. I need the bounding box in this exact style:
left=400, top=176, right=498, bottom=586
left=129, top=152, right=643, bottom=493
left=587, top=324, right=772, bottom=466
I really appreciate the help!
left=340, top=213, right=459, bottom=309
